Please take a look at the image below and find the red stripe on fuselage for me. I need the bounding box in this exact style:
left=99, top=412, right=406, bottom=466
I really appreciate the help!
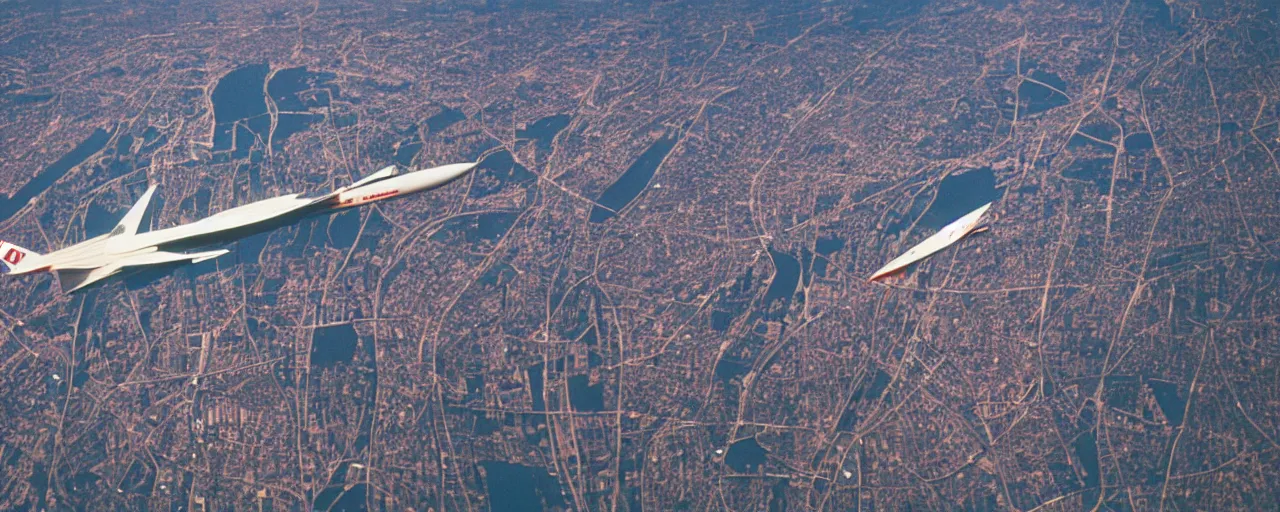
left=341, top=189, right=400, bottom=207
left=361, top=189, right=399, bottom=202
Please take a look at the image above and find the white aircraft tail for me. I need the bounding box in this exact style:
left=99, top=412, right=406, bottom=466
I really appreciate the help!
left=0, top=240, right=40, bottom=274
left=113, top=184, right=158, bottom=237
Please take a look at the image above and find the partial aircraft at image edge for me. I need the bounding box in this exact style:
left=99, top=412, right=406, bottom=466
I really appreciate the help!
left=0, top=162, right=476, bottom=293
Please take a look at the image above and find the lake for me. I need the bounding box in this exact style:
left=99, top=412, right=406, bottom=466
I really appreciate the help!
left=725, top=437, right=767, bottom=473
left=589, top=134, right=678, bottom=223
left=763, top=248, right=801, bottom=321
left=310, top=323, right=359, bottom=368
left=0, top=128, right=112, bottom=223
left=517, top=114, right=571, bottom=151
left=480, top=461, right=564, bottom=512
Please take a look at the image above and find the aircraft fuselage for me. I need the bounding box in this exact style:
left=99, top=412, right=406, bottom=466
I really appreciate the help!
left=0, top=162, right=475, bottom=292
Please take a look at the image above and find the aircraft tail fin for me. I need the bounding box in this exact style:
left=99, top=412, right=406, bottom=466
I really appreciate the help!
left=0, top=240, right=41, bottom=274
left=112, top=184, right=158, bottom=237
left=347, top=165, right=399, bottom=190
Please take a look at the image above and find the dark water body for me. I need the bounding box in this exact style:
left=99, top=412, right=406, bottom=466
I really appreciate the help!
left=84, top=200, right=122, bottom=238
left=515, top=80, right=549, bottom=100
left=812, top=256, right=829, bottom=278
left=326, top=209, right=362, bottom=248
left=10, top=92, right=55, bottom=105
left=137, top=127, right=166, bottom=155
left=315, top=482, right=367, bottom=512
left=28, top=463, right=48, bottom=511
left=1073, top=432, right=1101, bottom=488
left=589, top=134, right=679, bottom=223
left=267, top=67, right=310, bottom=111
left=0, top=128, right=112, bottom=223
left=141, top=125, right=160, bottom=143
left=800, top=246, right=815, bottom=288
left=466, top=375, right=485, bottom=402
left=480, top=461, right=564, bottom=512
left=1147, top=379, right=1185, bottom=426
left=768, top=479, right=789, bottom=512
left=470, top=150, right=535, bottom=199
left=310, top=323, right=359, bottom=368
left=1069, top=124, right=1118, bottom=151
left=266, top=66, right=332, bottom=150
left=816, top=235, right=844, bottom=256
left=432, top=211, right=519, bottom=244
left=426, top=107, right=465, bottom=133
left=753, top=10, right=822, bottom=44
left=715, top=357, right=749, bottom=383
left=331, top=483, right=368, bottom=511
left=115, top=134, right=134, bottom=155
left=1017, top=69, right=1070, bottom=115
left=709, top=267, right=758, bottom=334
left=272, top=113, right=319, bottom=150
left=1062, top=158, right=1112, bottom=194
left=844, top=0, right=929, bottom=32
left=393, top=140, right=422, bottom=167
left=764, top=248, right=801, bottom=307
left=230, top=124, right=258, bottom=159
left=178, top=188, right=212, bottom=219
left=910, top=167, right=1004, bottom=233
left=1140, top=0, right=1176, bottom=29
left=334, top=112, right=359, bottom=128
left=568, top=374, right=604, bottom=412
left=212, top=64, right=269, bottom=151
left=527, top=363, right=546, bottom=411
left=1124, top=133, right=1154, bottom=152
left=352, top=209, right=388, bottom=253
left=813, top=236, right=845, bottom=278
left=236, top=227, right=273, bottom=265
left=119, top=459, right=154, bottom=495
left=68, top=470, right=100, bottom=495
left=1048, top=461, right=1081, bottom=493
left=836, top=368, right=892, bottom=430
left=214, top=64, right=268, bottom=120
left=863, top=369, right=891, bottom=401
left=517, top=114, right=571, bottom=151
left=711, top=310, right=734, bottom=332
left=725, top=437, right=767, bottom=473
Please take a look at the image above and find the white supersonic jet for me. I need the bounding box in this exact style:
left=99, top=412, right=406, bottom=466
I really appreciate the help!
left=868, top=202, right=993, bottom=281
left=0, top=162, right=475, bottom=292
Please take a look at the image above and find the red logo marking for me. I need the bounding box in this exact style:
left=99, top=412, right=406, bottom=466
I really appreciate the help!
left=3, top=248, right=24, bottom=265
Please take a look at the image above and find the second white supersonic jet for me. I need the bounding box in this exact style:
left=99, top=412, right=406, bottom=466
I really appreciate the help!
left=0, top=162, right=476, bottom=292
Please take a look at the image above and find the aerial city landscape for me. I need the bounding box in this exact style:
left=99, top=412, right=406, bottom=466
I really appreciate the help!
left=1, top=0, right=1279, bottom=510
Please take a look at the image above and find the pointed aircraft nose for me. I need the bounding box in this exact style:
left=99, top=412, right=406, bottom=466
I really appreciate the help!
left=423, top=162, right=478, bottom=181
left=371, top=162, right=479, bottom=197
